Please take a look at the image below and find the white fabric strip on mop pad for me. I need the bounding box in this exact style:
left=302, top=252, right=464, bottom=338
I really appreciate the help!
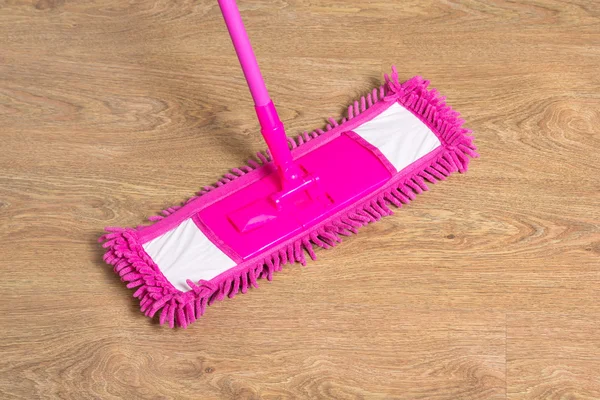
left=353, top=102, right=441, bottom=172
left=142, top=218, right=236, bottom=292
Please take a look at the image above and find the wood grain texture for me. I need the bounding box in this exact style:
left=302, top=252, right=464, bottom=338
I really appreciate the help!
left=1, top=0, right=599, bottom=399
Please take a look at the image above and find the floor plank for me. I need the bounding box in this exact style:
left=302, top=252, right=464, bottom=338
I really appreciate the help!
left=507, top=313, right=600, bottom=399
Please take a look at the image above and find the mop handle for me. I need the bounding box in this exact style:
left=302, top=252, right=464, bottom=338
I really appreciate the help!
left=217, top=0, right=294, bottom=174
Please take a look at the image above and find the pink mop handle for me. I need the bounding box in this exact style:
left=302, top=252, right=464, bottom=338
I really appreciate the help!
left=217, top=0, right=293, bottom=171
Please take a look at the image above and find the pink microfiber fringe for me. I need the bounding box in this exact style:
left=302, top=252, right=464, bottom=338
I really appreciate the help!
left=100, top=67, right=478, bottom=328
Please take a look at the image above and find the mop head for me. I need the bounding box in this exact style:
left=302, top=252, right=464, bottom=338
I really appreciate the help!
left=100, top=67, right=478, bottom=328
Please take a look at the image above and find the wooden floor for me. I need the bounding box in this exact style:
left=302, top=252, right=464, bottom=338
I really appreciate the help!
left=1, top=1, right=599, bottom=399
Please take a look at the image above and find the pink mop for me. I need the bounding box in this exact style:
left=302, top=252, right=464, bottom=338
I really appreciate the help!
left=100, top=0, right=478, bottom=328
